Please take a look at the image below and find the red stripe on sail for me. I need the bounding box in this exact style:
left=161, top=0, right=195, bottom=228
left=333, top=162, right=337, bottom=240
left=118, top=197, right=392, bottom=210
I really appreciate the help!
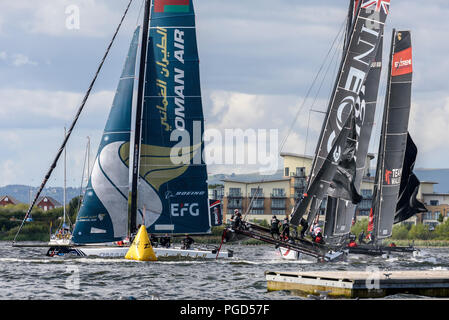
left=391, top=47, right=413, bottom=77
left=154, top=0, right=190, bottom=12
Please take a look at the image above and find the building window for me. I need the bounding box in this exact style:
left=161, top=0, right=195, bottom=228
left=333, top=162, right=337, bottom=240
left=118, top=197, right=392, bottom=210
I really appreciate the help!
left=271, top=199, right=286, bottom=209
left=434, top=211, right=441, bottom=220
left=430, top=200, right=439, bottom=206
left=361, top=189, right=372, bottom=198
left=250, top=188, right=263, bottom=197
left=249, top=209, right=264, bottom=215
left=285, top=167, right=289, bottom=177
left=272, top=188, right=286, bottom=197
left=228, top=199, right=242, bottom=208
left=251, top=199, right=264, bottom=209
left=426, top=212, right=433, bottom=220
left=229, top=188, right=241, bottom=197
left=272, top=209, right=286, bottom=215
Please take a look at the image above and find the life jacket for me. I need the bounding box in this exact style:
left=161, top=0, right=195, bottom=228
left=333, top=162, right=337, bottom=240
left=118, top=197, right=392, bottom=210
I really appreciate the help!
left=315, top=236, right=322, bottom=243
left=348, top=241, right=357, bottom=248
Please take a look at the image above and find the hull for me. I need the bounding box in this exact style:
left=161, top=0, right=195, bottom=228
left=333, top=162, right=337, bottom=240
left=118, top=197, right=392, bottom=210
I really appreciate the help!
left=348, top=244, right=416, bottom=256
left=47, top=245, right=233, bottom=259
left=279, top=247, right=301, bottom=260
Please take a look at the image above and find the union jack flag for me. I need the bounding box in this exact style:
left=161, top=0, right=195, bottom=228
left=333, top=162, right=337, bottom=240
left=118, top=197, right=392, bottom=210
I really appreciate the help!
left=362, top=0, right=390, bottom=14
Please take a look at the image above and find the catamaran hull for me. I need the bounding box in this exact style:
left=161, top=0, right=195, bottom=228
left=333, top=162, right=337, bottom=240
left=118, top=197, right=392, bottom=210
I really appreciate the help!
left=48, top=245, right=233, bottom=259
left=279, top=247, right=301, bottom=260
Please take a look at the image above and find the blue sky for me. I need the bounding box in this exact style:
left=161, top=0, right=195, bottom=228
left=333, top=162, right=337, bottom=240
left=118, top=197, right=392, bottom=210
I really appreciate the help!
left=1, top=0, right=449, bottom=187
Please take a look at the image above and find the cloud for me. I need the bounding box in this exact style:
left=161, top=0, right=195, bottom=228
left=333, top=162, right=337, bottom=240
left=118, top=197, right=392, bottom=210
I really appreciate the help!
left=12, top=53, right=37, bottom=67
left=0, top=88, right=114, bottom=129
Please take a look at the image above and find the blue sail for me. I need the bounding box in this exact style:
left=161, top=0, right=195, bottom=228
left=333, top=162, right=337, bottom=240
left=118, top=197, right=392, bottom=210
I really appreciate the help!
left=72, top=27, right=140, bottom=243
left=134, top=0, right=210, bottom=234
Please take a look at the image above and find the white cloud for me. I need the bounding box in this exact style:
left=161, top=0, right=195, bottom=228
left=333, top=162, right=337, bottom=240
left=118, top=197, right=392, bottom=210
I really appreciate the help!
left=0, top=0, right=133, bottom=38
left=12, top=53, right=37, bottom=67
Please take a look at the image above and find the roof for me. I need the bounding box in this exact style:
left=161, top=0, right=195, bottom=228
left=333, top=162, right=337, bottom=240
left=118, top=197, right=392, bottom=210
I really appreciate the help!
left=422, top=193, right=449, bottom=197
left=420, top=181, right=439, bottom=185
left=222, top=177, right=291, bottom=184
left=0, top=195, right=20, bottom=204
left=280, top=152, right=314, bottom=160
left=37, top=196, right=62, bottom=206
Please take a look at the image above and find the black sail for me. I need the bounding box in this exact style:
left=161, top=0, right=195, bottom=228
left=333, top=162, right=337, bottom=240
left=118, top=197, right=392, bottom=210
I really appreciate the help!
left=394, top=133, right=427, bottom=224
left=308, top=2, right=389, bottom=189
left=373, top=30, right=413, bottom=239
left=290, top=2, right=389, bottom=227
left=291, top=115, right=354, bottom=227
left=324, top=36, right=384, bottom=243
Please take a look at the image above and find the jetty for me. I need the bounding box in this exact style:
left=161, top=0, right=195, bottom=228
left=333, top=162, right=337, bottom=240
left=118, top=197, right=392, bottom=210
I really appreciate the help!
left=265, top=270, right=449, bottom=298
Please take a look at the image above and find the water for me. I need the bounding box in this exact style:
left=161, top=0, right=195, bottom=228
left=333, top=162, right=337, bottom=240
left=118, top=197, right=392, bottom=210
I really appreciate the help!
left=1, top=242, right=448, bottom=300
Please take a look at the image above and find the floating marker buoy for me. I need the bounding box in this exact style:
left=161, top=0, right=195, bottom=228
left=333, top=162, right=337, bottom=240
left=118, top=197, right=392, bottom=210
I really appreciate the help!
left=125, top=225, right=157, bottom=261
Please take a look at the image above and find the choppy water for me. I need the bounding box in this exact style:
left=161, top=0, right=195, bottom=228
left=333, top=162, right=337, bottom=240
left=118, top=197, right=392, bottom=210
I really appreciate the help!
left=0, top=242, right=448, bottom=300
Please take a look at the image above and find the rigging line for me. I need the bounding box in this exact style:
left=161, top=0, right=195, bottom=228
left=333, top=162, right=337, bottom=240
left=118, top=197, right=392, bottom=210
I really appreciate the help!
left=303, top=26, right=345, bottom=156
left=13, top=0, right=134, bottom=244
left=279, top=17, right=347, bottom=154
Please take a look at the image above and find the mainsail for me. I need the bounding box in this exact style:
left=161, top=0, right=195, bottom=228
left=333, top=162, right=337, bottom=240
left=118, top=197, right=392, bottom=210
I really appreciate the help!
left=372, top=30, right=414, bottom=239
left=324, top=36, right=384, bottom=243
left=72, top=27, right=140, bottom=243
left=394, top=133, right=427, bottom=224
left=130, top=0, right=210, bottom=234
left=290, top=0, right=389, bottom=227
left=293, top=115, right=355, bottom=227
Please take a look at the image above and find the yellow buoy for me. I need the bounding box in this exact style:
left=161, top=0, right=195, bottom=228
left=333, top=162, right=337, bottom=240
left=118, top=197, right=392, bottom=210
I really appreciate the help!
left=125, top=225, right=157, bottom=261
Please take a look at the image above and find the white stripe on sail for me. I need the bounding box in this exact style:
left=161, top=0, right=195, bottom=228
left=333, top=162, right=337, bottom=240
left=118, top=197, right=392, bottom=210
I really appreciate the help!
left=137, top=179, right=163, bottom=228
left=91, top=141, right=129, bottom=238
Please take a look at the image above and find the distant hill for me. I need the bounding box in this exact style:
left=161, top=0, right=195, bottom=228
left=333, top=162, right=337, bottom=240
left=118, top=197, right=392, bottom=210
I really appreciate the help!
left=0, top=185, right=82, bottom=205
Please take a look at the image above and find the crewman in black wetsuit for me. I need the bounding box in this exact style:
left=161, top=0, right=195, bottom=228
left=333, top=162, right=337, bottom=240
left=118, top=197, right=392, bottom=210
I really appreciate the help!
left=160, top=234, right=171, bottom=248
left=358, top=230, right=366, bottom=244
left=299, top=218, right=308, bottom=239
left=281, top=217, right=290, bottom=241
left=150, top=234, right=158, bottom=247
left=270, top=215, right=280, bottom=238
left=182, top=235, right=195, bottom=250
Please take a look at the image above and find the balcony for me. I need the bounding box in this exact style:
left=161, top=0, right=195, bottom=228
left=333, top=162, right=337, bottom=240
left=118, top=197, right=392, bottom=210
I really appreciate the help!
left=227, top=201, right=242, bottom=209
left=250, top=200, right=265, bottom=209
left=227, top=191, right=242, bottom=198
left=271, top=200, right=286, bottom=209
left=271, top=191, right=286, bottom=198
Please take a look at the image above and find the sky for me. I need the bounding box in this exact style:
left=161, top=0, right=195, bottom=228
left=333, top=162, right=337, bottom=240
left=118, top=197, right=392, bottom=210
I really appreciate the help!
left=0, top=0, right=449, bottom=187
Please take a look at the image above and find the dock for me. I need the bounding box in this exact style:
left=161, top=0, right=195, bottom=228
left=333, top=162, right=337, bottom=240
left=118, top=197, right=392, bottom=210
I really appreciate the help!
left=265, top=270, right=449, bottom=298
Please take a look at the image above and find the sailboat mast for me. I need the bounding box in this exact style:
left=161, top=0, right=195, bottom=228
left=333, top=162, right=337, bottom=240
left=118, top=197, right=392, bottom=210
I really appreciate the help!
left=63, top=127, right=67, bottom=231
left=130, top=0, right=151, bottom=236
left=372, top=28, right=396, bottom=241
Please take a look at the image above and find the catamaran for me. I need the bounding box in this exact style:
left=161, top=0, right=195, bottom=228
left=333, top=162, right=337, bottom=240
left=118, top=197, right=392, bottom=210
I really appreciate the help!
left=13, top=0, right=232, bottom=260
left=224, top=0, right=390, bottom=262
left=347, top=29, right=427, bottom=256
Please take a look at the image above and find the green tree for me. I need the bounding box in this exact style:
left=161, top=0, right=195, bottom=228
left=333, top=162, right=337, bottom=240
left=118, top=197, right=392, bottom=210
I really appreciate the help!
left=391, top=224, right=409, bottom=240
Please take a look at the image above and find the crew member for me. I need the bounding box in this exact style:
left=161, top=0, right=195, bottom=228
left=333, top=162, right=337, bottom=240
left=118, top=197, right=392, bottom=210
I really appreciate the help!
left=233, top=209, right=243, bottom=229
left=160, top=234, right=171, bottom=248
left=281, top=216, right=290, bottom=241
left=182, top=235, right=195, bottom=250
left=358, top=230, right=366, bottom=244
left=150, top=234, right=158, bottom=247
left=348, top=234, right=357, bottom=248
left=299, top=218, right=308, bottom=239
left=311, top=225, right=324, bottom=244
left=270, top=215, right=280, bottom=238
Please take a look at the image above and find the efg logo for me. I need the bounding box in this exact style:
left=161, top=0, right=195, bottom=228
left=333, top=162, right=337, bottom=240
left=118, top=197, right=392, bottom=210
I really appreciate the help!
left=171, top=203, right=200, bottom=217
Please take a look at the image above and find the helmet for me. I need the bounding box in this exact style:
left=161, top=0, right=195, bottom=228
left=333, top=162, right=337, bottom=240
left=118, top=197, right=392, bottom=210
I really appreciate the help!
left=234, top=209, right=239, bottom=213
